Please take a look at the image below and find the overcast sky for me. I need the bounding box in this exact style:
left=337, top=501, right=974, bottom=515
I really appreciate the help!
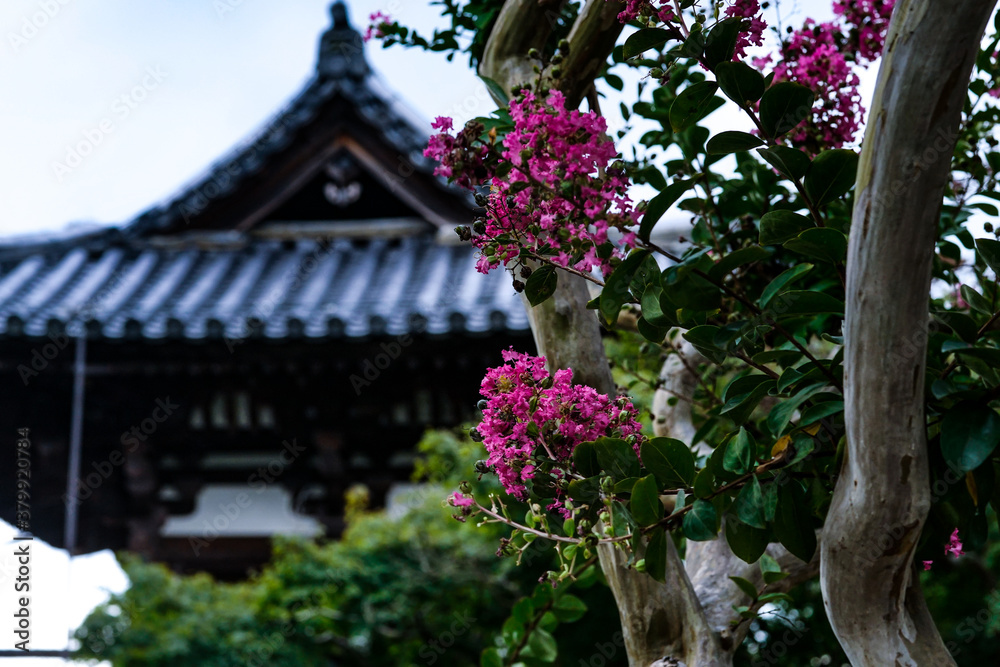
left=0, top=1, right=850, bottom=664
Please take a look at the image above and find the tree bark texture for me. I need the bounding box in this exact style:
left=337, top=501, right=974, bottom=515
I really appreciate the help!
left=822, top=1, right=996, bottom=665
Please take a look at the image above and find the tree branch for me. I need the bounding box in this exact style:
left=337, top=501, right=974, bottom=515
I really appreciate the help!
left=821, top=1, right=996, bottom=664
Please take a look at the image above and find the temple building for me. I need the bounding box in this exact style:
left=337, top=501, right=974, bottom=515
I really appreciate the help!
left=0, top=2, right=530, bottom=578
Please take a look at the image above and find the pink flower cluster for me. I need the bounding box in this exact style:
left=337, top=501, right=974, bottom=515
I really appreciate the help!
left=607, top=0, right=676, bottom=24
left=363, top=11, right=392, bottom=42
left=423, top=116, right=488, bottom=190
left=755, top=0, right=895, bottom=149
left=766, top=20, right=864, bottom=149
left=833, top=0, right=895, bottom=63
left=477, top=349, right=644, bottom=500
left=725, top=0, right=767, bottom=60
left=424, top=90, right=640, bottom=276
left=476, top=89, right=639, bottom=275
left=922, top=528, right=964, bottom=570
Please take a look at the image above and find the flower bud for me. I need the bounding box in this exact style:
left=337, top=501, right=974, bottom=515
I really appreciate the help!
left=986, top=222, right=995, bottom=233
left=650, top=67, right=664, bottom=78
left=473, top=220, right=487, bottom=235
left=459, top=480, right=472, bottom=494
left=469, top=427, right=483, bottom=442
left=476, top=399, right=488, bottom=411
left=474, top=192, right=488, bottom=206
left=551, top=66, right=562, bottom=78
left=557, top=38, right=570, bottom=54
left=528, top=47, right=541, bottom=59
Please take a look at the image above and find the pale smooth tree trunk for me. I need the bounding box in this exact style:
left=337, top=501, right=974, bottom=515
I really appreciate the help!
left=822, top=1, right=996, bottom=664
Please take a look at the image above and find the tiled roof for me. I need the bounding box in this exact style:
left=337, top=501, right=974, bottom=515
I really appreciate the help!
left=0, top=237, right=527, bottom=341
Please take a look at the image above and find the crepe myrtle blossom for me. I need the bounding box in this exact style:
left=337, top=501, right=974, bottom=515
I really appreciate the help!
left=607, top=0, right=676, bottom=24
left=922, top=528, right=965, bottom=570
left=473, top=349, right=643, bottom=502
left=725, top=0, right=767, bottom=60
left=832, top=0, right=895, bottom=63
left=945, top=528, right=965, bottom=557
left=363, top=11, right=393, bottom=42
left=425, top=90, right=640, bottom=276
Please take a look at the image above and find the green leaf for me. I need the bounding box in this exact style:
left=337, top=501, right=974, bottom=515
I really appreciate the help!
left=798, top=400, right=844, bottom=428
left=670, top=81, right=720, bottom=132
left=641, top=178, right=694, bottom=241
left=522, top=627, right=558, bottom=662
left=763, top=570, right=790, bottom=585
left=637, top=317, right=670, bottom=343
left=766, top=383, right=827, bottom=436
left=724, top=374, right=774, bottom=402
left=512, top=598, right=535, bottom=624
left=567, top=476, right=601, bottom=503
left=759, top=210, right=813, bottom=245
left=693, top=466, right=715, bottom=498
left=729, top=576, right=759, bottom=599
left=776, top=290, right=846, bottom=316
left=525, top=265, right=558, bottom=306
left=682, top=325, right=726, bottom=364
left=725, top=518, right=770, bottom=563
left=752, top=348, right=804, bottom=366
left=574, top=441, right=600, bottom=478
left=724, top=427, right=755, bottom=474
left=624, top=27, right=674, bottom=59
left=552, top=595, right=587, bottom=623
left=757, top=146, right=811, bottom=180
left=683, top=499, right=719, bottom=541
left=715, top=61, right=766, bottom=105
left=642, top=437, right=696, bottom=488
left=708, top=246, right=771, bottom=280
left=935, top=311, right=979, bottom=343
left=645, top=528, right=668, bottom=582
left=759, top=553, right=781, bottom=574
left=641, top=285, right=677, bottom=327
left=804, top=149, right=859, bottom=207
left=734, top=476, right=767, bottom=529
left=478, top=76, right=509, bottom=105
left=703, top=17, right=743, bottom=67
left=759, top=82, right=815, bottom=138
left=977, top=237, right=1000, bottom=275
left=760, top=264, right=814, bottom=308
left=773, top=481, right=817, bottom=562
left=600, top=250, right=649, bottom=325
left=961, top=284, right=993, bottom=315
left=706, top=130, right=766, bottom=155
left=721, top=380, right=774, bottom=425
left=667, top=269, right=722, bottom=311
left=596, top=437, right=641, bottom=481
left=481, top=647, right=504, bottom=667
left=631, top=475, right=664, bottom=526
left=783, top=227, right=848, bottom=263
left=941, top=401, right=1000, bottom=473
